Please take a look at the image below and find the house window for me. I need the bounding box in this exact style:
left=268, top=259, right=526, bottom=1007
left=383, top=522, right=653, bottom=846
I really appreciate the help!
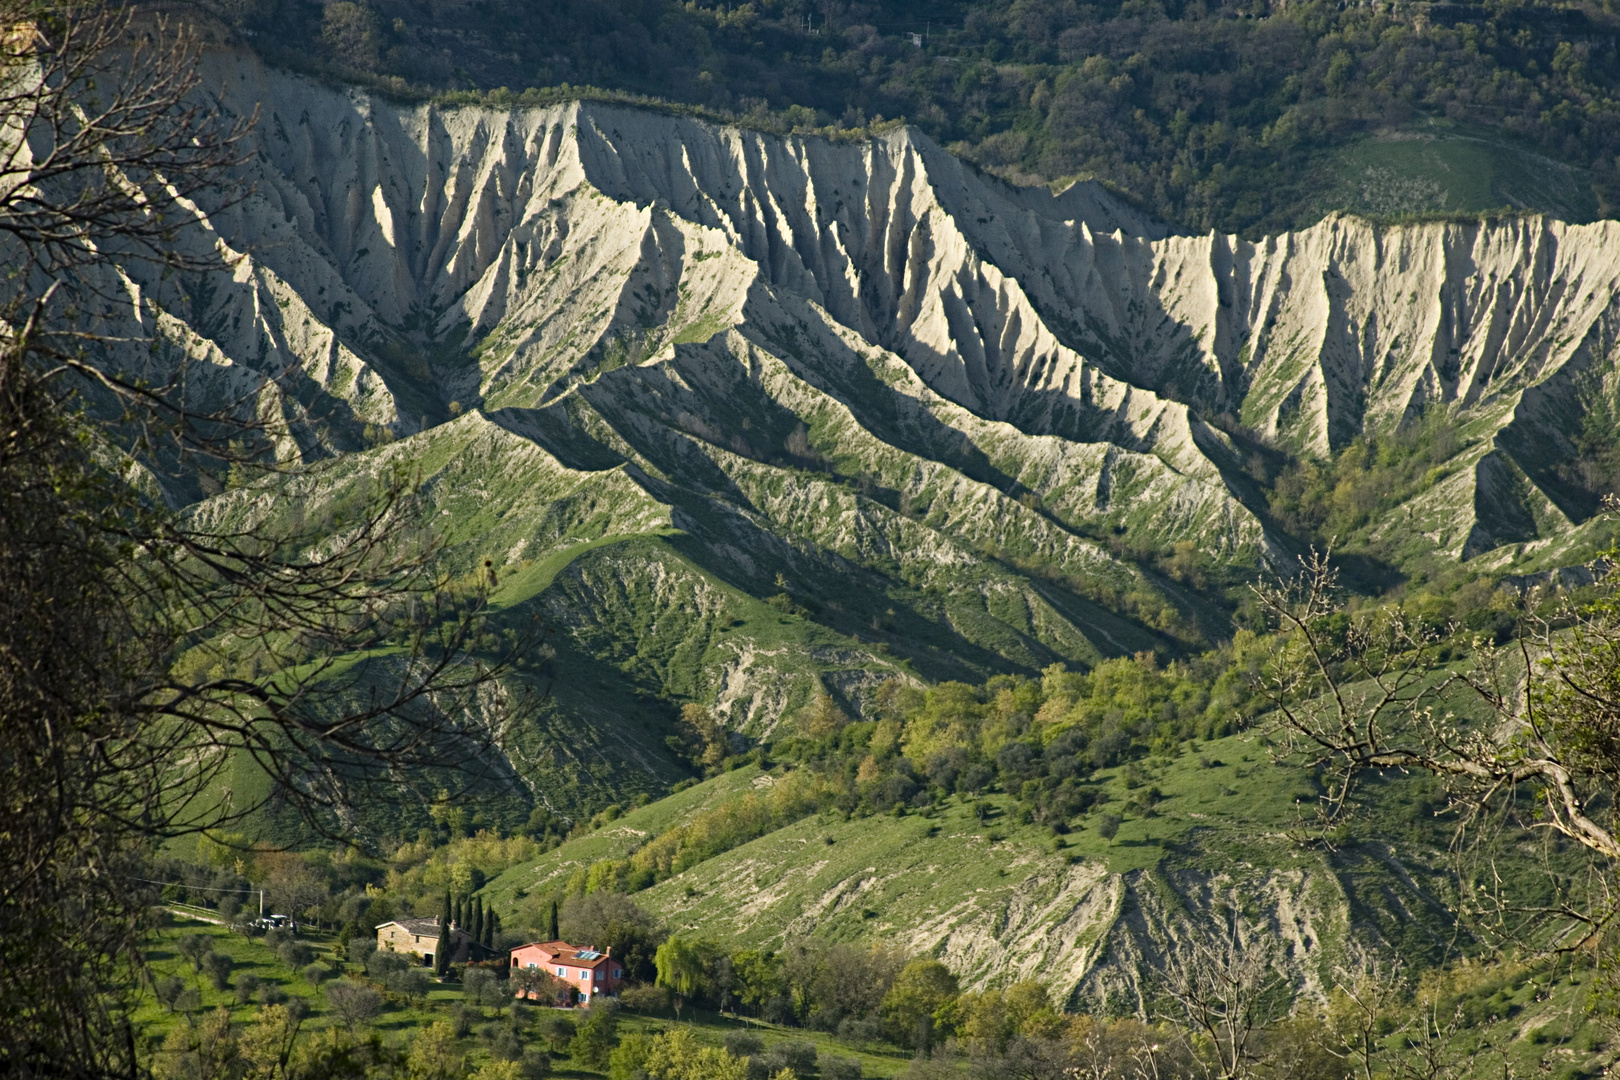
left=614, top=969, right=622, bottom=979
left=557, top=966, right=565, bottom=977
left=527, top=962, right=538, bottom=969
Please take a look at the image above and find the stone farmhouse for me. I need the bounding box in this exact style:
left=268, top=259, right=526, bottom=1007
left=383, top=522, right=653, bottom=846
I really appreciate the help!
left=509, top=939, right=624, bottom=1003
left=374, top=916, right=474, bottom=967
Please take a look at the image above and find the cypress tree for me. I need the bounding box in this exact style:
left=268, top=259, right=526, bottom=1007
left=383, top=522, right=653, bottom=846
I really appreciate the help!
left=470, top=896, right=484, bottom=950
left=483, top=908, right=496, bottom=951
left=452, top=894, right=462, bottom=930
left=547, top=899, right=559, bottom=941
left=434, top=890, right=452, bottom=977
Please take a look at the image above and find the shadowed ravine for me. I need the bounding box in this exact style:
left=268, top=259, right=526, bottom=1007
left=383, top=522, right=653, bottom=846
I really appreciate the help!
left=70, top=46, right=1620, bottom=1000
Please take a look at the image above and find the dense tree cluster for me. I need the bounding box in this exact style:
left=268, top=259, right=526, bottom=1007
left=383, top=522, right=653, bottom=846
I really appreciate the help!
left=505, top=654, right=1267, bottom=925
left=204, top=0, right=1620, bottom=233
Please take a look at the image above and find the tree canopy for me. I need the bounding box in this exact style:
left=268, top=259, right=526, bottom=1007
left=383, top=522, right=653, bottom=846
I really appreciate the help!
left=206, top=0, right=1620, bottom=233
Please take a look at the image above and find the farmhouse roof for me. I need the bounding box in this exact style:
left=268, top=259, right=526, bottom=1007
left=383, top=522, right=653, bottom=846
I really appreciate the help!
left=515, top=939, right=611, bottom=964
left=378, top=916, right=466, bottom=937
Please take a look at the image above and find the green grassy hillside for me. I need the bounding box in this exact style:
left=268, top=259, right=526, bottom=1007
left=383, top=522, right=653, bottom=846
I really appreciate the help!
left=484, top=725, right=1479, bottom=1007
left=1329, top=124, right=1598, bottom=222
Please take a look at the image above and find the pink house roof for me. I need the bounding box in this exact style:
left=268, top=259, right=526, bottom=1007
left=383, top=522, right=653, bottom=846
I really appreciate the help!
left=512, top=939, right=612, bottom=967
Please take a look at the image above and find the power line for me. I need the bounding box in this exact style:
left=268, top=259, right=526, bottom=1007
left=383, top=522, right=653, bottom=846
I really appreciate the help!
left=132, top=876, right=267, bottom=916
left=131, top=876, right=252, bottom=893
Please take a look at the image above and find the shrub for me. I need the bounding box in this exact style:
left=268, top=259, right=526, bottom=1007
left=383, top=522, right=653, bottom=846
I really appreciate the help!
left=390, top=967, right=430, bottom=1003
left=178, top=934, right=212, bottom=970
left=822, top=1056, right=863, bottom=1080
left=465, top=967, right=503, bottom=1006
left=204, top=952, right=233, bottom=990
left=608, top=1033, right=654, bottom=1080
left=324, top=981, right=382, bottom=1031
left=836, top=1016, right=882, bottom=1044
left=775, top=1041, right=817, bottom=1078
left=539, top=1015, right=576, bottom=1052
left=366, top=949, right=409, bottom=982
left=620, top=982, right=672, bottom=1014
left=571, top=1001, right=619, bottom=1070
left=723, top=1031, right=763, bottom=1058
left=302, top=962, right=331, bottom=986
left=278, top=940, right=314, bottom=969
left=520, top=1047, right=551, bottom=1080
left=153, top=976, right=186, bottom=1011
left=483, top=1020, right=525, bottom=1062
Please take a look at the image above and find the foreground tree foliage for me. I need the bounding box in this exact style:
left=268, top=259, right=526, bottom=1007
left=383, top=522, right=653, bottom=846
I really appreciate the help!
left=0, top=2, right=518, bottom=1072
left=1258, top=548, right=1620, bottom=947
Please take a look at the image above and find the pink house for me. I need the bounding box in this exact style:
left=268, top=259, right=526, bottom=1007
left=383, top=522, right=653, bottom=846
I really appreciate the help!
left=509, top=939, right=624, bottom=1003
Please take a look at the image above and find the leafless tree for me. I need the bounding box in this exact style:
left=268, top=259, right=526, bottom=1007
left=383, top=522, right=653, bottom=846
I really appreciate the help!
left=1064, top=1017, right=1202, bottom=1080
left=0, top=4, right=248, bottom=271
left=323, top=981, right=383, bottom=1032
left=978, top=1036, right=1077, bottom=1080
left=1319, top=962, right=1408, bottom=1080
left=1156, top=918, right=1288, bottom=1080
left=1384, top=997, right=1470, bottom=1080
left=0, top=3, right=530, bottom=1075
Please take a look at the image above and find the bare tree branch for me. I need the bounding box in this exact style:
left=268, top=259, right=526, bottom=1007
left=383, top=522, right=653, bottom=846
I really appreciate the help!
left=1156, top=916, right=1287, bottom=1080
left=1253, top=548, right=1620, bottom=950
